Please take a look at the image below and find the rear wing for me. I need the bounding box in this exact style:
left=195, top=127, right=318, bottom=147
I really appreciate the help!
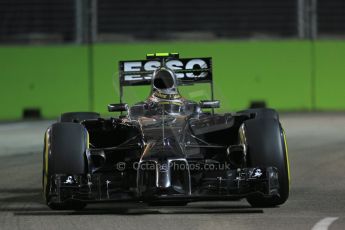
left=118, top=53, right=214, bottom=103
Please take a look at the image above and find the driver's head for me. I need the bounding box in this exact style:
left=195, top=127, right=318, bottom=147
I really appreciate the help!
left=150, top=67, right=182, bottom=101
left=153, top=68, right=175, bottom=90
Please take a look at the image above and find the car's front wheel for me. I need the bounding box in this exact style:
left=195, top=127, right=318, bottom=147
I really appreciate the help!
left=43, top=122, right=88, bottom=210
left=242, top=118, right=290, bottom=207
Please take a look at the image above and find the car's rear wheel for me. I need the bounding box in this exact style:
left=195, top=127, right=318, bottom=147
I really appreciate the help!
left=43, top=122, right=88, bottom=210
left=243, top=118, right=290, bottom=207
left=239, top=108, right=279, bottom=120
left=60, top=112, right=100, bottom=122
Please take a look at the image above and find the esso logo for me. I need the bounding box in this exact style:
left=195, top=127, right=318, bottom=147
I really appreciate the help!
left=123, top=59, right=208, bottom=81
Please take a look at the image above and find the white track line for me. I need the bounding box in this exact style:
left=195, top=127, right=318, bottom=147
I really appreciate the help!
left=311, top=217, right=339, bottom=230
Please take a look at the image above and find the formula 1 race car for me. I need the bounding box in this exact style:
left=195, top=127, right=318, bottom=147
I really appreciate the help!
left=42, top=53, right=290, bottom=210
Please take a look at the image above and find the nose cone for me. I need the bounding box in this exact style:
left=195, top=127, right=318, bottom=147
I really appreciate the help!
left=136, top=139, right=191, bottom=197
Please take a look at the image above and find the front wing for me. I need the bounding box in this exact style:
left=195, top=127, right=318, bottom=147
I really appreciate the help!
left=47, top=167, right=279, bottom=204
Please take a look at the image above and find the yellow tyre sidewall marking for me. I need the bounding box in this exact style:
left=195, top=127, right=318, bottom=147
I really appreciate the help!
left=283, top=129, right=291, bottom=189
left=86, top=130, right=90, bottom=148
left=43, top=129, right=50, bottom=200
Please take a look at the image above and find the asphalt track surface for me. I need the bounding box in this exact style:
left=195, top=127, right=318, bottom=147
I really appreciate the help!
left=1, top=113, right=345, bottom=230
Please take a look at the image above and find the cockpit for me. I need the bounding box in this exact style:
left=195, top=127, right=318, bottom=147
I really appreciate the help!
left=128, top=101, right=200, bottom=119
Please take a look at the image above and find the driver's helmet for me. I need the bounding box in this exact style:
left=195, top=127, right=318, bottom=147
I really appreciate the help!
left=146, top=67, right=185, bottom=115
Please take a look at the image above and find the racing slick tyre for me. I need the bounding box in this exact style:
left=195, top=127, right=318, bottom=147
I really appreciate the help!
left=60, top=112, right=100, bottom=123
left=243, top=118, right=290, bottom=207
left=43, top=122, right=88, bottom=210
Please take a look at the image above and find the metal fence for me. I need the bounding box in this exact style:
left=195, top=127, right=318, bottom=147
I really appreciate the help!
left=0, top=0, right=75, bottom=43
left=318, top=0, right=345, bottom=38
left=0, top=0, right=344, bottom=44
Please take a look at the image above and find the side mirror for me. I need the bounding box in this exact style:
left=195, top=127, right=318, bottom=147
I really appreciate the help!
left=199, top=100, right=220, bottom=109
left=108, top=103, right=128, bottom=112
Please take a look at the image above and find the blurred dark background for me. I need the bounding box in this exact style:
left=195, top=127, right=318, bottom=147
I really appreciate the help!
left=0, top=0, right=344, bottom=120
left=1, top=0, right=344, bottom=43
